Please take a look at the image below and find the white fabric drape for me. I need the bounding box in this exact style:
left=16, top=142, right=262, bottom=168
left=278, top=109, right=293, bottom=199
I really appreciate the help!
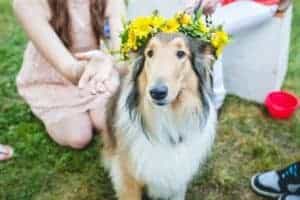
left=213, top=1, right=278, bottom=35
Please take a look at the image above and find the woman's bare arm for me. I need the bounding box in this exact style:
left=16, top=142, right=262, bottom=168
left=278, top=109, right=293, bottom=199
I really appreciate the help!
left=104, top=0, right=129, bottom=76
left=106, top=0, right=126, bottom=51
left=13, top=0, right=83, bottom=82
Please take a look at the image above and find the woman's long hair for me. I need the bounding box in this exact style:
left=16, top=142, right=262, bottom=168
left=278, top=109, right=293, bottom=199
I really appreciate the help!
left=48, top=0, right=107, bottom=48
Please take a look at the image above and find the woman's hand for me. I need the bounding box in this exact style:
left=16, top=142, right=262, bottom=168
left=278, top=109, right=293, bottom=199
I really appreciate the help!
left=278, top=0, right=291, bottom=12
left=75, top=50, right=120, bottom=95
left=184, top=0, right=219, bottom=15
left=201, top=0, right=219, bottom=15
left=65, top=60, right=88, bottom=83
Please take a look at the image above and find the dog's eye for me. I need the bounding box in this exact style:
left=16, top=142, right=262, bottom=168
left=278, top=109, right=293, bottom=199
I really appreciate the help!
left=176, top=50, right=186, bottom=59
left=147, top=50, right=154, bottom=58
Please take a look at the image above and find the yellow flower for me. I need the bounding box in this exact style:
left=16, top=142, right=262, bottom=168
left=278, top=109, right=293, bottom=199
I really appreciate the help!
left=122, top=14, right=166, bottom=54
left=130, top=16, right=153, bottom=38
left=150, top=15, right=166, bottom=29
left=127, top=29, right=138, bottom=49
left=197, top=19, right=209, bottom=33
left=211, top=30, right=230, bottom=57
left=176, top=12, right=192, bottom=25
left=162, top=18, right=180, bottom=33
left=211, top=31, right=229, bottom=48
left=120, top=12, right=230, bottom=59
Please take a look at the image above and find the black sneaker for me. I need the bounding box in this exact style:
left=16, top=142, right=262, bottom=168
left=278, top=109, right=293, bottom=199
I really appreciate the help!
left=278, top=188, right=300, bottom=200
left=251, top=162, right=300, bottom=198
left=279, top=194, right=300, bottom=200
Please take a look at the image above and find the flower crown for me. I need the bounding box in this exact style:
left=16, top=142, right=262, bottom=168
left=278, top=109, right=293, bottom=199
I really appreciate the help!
left=120, top=10, right=230, bottom=59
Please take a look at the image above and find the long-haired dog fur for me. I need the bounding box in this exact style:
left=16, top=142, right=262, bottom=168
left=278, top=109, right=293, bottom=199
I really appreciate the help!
left=102, top=33, right=217, bottom=200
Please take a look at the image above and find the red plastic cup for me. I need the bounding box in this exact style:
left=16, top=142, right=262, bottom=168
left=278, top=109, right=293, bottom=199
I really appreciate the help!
left=265, top=91, right=300, bottom=119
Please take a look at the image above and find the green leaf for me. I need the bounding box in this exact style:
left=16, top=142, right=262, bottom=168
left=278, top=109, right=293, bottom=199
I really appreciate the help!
left=195, top=8, right=203, bottom=20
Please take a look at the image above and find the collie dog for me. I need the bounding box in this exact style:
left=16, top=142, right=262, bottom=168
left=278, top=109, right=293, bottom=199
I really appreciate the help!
left=102, top=33, right=217, bottom=200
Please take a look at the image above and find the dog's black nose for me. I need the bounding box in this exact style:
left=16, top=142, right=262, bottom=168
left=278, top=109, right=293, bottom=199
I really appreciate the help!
left=150, top=85, right=168, bottom=101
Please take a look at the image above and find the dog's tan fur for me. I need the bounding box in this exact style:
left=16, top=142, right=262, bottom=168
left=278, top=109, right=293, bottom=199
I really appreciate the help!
left=102, top=33, right=216, bottom=200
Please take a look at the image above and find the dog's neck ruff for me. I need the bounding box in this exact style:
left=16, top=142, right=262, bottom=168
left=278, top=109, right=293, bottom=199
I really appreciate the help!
left=141, top=104, right=207, bottom=146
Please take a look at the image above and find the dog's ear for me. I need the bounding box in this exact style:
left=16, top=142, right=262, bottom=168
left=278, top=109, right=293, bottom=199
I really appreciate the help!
left=189, top=38, right=216, bottom=99
left=126, top=55, right=145, bottom=118
left=131, top=55, right=145, bottom=82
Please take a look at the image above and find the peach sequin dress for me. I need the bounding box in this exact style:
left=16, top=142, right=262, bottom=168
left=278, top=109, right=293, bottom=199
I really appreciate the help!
left=17, top=0, right=108, bottom=125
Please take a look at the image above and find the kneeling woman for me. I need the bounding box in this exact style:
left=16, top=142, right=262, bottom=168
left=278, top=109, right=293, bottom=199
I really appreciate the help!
left=14, top=0, right=124, bottom=149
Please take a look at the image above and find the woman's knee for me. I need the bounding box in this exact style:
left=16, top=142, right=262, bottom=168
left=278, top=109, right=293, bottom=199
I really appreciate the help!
left=46, top=114, right=93, bottom=149
left=66, top=127, right=93, bottom=149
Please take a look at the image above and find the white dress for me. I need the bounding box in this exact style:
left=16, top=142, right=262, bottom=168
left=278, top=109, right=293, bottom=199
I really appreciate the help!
left=213, top=1, right=278, bottom=35
left=126, top=0, right=226, bottom=109
left=211, top=1, right=278, bottom=107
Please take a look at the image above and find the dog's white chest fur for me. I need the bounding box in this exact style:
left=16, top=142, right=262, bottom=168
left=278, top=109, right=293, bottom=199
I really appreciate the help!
left=114, top=87, right=217, bottom=200
left=131, top=113, right=216, bottom=199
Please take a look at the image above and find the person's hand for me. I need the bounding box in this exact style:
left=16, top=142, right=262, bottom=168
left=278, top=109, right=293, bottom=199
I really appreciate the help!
left=278, top=0, right=292, bottom=12
left=201, top=0, right=219, bottom=15
left=183, top=0, right=219, bottom=15
left=58, top=59, right=88, bottom=85
left=64, top=60, right=88, bottom=83
left=75, top=50, right=120, bottom=95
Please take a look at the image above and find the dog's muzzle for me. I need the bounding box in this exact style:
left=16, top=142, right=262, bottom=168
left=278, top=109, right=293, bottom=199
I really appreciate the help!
left=150, top=84, right=168, bottom=106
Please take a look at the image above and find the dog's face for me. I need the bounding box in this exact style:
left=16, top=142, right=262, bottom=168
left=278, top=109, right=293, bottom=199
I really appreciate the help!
left=143, top=34, right=192, bottom=106
left=127, top=33, right=216, bottom=110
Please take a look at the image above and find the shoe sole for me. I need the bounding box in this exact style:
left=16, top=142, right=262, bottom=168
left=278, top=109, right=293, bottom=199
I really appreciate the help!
left=250, top=174, right=283, bottom=199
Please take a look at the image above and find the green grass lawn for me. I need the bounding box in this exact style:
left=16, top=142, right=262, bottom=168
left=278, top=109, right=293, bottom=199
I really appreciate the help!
left=0, top=1, right=299, bottom=200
